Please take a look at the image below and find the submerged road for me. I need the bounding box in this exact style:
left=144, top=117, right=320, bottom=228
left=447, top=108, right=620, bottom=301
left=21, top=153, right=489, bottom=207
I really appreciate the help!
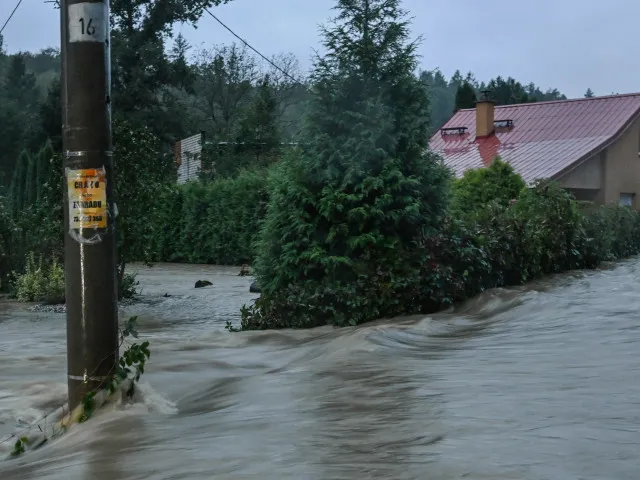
left=1, top=261, right=639, bottom=479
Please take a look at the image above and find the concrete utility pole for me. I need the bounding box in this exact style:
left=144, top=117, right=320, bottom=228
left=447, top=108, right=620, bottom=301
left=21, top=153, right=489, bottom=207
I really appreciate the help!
left=60, top=0, right=118, bottom=410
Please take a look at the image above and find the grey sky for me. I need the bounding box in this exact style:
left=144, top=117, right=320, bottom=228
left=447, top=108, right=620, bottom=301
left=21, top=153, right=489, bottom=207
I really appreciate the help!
left=2, top=0, right=637, bottom=99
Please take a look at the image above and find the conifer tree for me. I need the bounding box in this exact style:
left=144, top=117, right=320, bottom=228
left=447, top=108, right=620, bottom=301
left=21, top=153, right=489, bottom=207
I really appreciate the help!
left=24, top=151, right=36, bottom=207
left=9, top=150, right=30, bottom=215
left=39, top=79, right=63, bottom=152
left=236, top=75, right=281, bottom=168
left=454, top=80, right=477, bottom=111
left=35, top=141, right=54, bottom=203
left=245, top=0, right=451, bottom=329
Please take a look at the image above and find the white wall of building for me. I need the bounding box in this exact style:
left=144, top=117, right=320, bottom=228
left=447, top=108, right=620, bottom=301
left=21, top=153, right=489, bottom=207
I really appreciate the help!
left=176, top=133, right=203, bottom=184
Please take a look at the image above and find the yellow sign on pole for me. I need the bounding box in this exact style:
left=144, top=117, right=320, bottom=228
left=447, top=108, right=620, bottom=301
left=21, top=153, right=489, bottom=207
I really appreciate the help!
left=67, top=168, right=108, bottom=230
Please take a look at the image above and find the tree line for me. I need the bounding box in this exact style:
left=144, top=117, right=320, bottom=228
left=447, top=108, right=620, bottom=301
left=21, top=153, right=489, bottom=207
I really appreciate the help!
left=0, top=0, right=577, bottom=188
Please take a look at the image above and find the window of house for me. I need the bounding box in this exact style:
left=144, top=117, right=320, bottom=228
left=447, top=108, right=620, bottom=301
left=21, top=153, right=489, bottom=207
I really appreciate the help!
left=619, top=192, right=634, bottom=207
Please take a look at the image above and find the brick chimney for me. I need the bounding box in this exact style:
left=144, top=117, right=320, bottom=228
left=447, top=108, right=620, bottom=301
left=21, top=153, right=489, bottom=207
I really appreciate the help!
left=476, top=90, right=495, bottom=138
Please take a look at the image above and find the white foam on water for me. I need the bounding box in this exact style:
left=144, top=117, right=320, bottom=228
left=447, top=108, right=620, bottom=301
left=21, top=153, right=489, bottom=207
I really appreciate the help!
left=0, top=378, right=177, bottom=463
left=126, top=381, right=178, bottom=415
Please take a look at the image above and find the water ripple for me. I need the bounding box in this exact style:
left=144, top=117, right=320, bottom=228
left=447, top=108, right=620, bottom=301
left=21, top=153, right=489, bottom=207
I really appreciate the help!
left=0, top=261, right=639, bottom=479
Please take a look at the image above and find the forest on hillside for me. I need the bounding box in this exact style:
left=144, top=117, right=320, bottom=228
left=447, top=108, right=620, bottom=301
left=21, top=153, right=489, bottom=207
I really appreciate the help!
left=0, top=11, right=583, bottom=186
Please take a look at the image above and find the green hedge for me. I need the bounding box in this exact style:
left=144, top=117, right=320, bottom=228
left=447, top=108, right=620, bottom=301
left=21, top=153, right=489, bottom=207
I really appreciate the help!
left=148, top=168, right=269, bottom=265
left=416, top=181, right=640, bottom=312
left=241, top=179, right=640, bottom=329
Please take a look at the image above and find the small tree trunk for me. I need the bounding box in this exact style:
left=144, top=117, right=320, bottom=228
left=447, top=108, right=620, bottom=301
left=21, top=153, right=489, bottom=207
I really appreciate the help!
left=117, top=261, right=126, bottom=300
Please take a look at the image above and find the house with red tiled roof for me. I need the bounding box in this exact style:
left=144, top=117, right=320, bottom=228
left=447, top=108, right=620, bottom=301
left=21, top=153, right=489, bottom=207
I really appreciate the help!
left=429, top=92, right=640, bottom=207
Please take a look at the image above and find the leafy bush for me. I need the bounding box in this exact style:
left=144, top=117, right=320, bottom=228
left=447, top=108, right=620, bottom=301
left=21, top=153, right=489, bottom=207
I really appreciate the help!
left=450, top=157, right=525, bottom=219
left=13, top=253, right=65, bottom=304
left=472, top=181, right=585, bottom=283
left=12, top=253, right=138, bottom=304
left=119, top=272, right=140, bottom=300
left=417, top=218, right=494, bottom=311
left=423, top=181, right=640, bottom=307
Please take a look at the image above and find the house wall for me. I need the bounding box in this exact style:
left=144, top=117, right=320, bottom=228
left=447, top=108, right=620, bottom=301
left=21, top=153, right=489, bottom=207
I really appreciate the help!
left=555, top=115, right=640, bottom=207
left=176, top=133, right=203, bottom=185
left=565, top=188, right=600, bottom=202
left=558, top=153, right=603, bottom=190
left=602, top=116, right=640, bottom=208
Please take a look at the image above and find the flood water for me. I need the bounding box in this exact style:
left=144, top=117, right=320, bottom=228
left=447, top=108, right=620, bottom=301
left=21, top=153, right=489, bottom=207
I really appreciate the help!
left=1, top=261, right=639, bottom=479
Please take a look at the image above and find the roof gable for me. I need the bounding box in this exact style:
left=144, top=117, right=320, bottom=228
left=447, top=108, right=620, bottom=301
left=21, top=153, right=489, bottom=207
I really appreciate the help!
left=429, top=93, right=640, bottom=182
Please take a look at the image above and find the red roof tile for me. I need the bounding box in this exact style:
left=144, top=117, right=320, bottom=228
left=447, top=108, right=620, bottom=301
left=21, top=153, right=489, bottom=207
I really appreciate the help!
left=429, top=93, right=640, bottom=183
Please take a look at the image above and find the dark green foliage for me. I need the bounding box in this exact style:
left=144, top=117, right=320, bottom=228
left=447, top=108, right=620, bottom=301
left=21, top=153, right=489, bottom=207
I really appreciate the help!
left=170, top=34, right=196, bottom=93
left=243, top=0, right=452, bottom=329
left=474, top=182, right=584, bottom=283
left=238, top=155, right=640, bottom=331
left=112, top=118, right=174, bottom=284
left=148, top=169, right=269, bottom=265
left=7, top=121, right=268, bottom=296
left=38, top=77, right=62, bottom=151
left=9, top=150, right=29, bottom=214
left=21, top=48, right=61, bottom=78
left=30, top=146, right=64, bottom=261
left=35, top=141, right=54, bottom=203
left=584, top=88, right=595, bottom=98
left=454, top=80, right=477, bottom=111
left=235, top=75, right=281, bottom=164
left=7, top=121, right=166, bottom=300
left=450, top=158, right=526, bottom=219
left=0, top=0, right=625, bottom=336
left=12, top=146, right=64, bottom=268
left=119, top=273, right=140, bottom=300
left=486, top=76, right=534, bottom=105
left=198, top=74, right=284, bottom=180
left=109, top=0, right=233, bottom=143
left=8, top=146, right=64, bottom=295
left=147, top=185, right=185, bottom=262
left=194, top=44, right=259, bottom=141
left=0, top=196, right=14, bottom=288
left=416, top=181, right=640, bottom=311
left=0, top=53, right=41, bottom=182
left=5, top=1, right=569, bottom=188
left=24, top=151, right=37, bottom=207
left=422, top=69, right=566, bottom=133
left=5, top=55, right=38, bottom=108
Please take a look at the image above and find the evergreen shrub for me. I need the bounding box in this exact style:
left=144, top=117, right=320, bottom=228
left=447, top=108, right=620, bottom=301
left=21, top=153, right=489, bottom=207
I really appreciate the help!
left=242, top=0, right=452, bottom=329
left=148, top=168, right=269, bottom=265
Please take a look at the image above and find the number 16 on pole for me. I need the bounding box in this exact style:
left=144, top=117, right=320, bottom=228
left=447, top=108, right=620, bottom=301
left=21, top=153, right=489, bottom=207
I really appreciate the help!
left=68, top=2, right=107, bottom=43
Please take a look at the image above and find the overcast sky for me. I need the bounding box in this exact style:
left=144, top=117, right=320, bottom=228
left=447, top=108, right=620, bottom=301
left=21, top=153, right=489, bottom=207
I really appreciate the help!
left=1, top=0, right=637, bottom=99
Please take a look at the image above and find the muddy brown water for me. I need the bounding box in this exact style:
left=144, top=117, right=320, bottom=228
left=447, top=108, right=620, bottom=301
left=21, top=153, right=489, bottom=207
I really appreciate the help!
left=0, top=261, right=639, bottom=479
